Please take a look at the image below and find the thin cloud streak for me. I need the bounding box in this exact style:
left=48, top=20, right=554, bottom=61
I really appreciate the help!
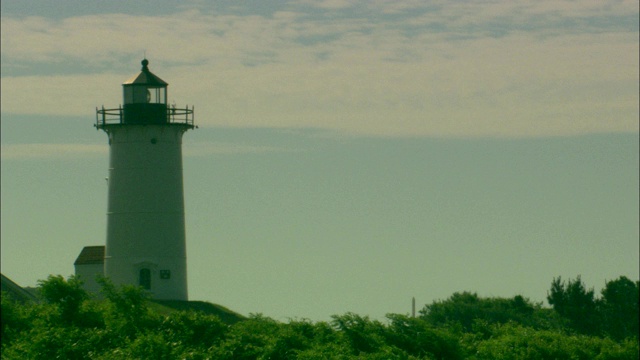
left=184, top=142, right=302, bottom=156
left=0, top=142, right=297, bottom=160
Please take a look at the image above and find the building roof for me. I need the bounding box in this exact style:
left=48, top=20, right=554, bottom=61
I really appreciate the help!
left=74, top=245, right=105, bottom=265
left=1, top=273, right=38, bottom=303
left=123, top=59, right=168, bottom=87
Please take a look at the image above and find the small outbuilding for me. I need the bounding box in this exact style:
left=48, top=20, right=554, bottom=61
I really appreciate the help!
left=74, top=246, right=105, bottom=294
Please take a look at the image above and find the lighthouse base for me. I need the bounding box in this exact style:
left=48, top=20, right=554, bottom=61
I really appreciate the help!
left=105, top=256, right=187, bottom=301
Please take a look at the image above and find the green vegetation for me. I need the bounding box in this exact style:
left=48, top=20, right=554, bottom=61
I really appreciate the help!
left=1, top=275, right=638, bottom=359
left=149, top=299, right=244, bottom=324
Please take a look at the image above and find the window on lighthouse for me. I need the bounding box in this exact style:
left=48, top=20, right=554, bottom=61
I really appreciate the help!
left=139, top=268, right=151, bottom=290
left=148, top=87, right=165, bottom=104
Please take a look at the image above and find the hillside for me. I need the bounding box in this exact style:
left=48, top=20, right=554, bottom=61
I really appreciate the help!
left=150, top=299, right=245, bottom=324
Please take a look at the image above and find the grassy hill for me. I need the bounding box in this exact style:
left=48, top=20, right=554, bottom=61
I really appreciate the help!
left=150, top=299, right=245, bottom=324
left=2, top=272, right=245, bottom=325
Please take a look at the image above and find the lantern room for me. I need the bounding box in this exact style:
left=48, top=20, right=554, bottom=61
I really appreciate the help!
left=95, top=59, right=194, bottom=130
left=122, top=59, right=168, bottom=124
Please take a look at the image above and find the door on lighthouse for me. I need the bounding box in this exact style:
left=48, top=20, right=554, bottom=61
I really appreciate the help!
left=139, top=269, right=151, bottom=290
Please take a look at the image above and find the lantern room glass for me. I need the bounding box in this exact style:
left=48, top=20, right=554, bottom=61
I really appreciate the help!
left=124, top=86, right=166, bottom=105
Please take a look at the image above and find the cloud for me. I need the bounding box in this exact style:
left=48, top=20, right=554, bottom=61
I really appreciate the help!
left=300, top=0, right=356, bottom=10
left=1, top=1, right=638, bottom=137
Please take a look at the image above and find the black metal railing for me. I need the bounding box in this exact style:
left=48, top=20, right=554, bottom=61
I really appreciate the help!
left=95, top=105, right=195, bottom=129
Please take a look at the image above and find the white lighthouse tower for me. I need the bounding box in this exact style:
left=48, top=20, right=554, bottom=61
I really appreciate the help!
left=95, top=59, right=194, bottom=300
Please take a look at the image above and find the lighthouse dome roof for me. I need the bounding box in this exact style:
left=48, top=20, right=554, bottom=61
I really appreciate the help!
left=123, top=59, right=168, bottom=87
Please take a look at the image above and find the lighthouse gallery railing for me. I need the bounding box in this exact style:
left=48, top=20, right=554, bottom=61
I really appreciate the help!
left=95, top=105, right=195, bottom=129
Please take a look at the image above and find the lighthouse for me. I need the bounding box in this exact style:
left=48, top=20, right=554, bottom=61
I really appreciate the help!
left=95, top=59, right=194, bottom=300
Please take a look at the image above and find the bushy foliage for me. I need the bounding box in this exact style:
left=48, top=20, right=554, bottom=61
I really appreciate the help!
left=1, top=274, right=638, bottom=359
left=384, top=313, right=464, bottom=359
left=419, top=292, right=559, bottom=332
left=468, top=323, right=639, bottom=360
left=37, top=274, right=92, bottom=326
left=1, top=291, right=32, bottom=345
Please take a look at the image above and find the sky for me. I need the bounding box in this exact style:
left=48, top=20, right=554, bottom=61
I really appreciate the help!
left=1, top=0, right=638, bottom=322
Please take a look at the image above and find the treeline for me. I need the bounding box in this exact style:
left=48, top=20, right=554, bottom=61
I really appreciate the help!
left=1, top=275, right=638, bottom=359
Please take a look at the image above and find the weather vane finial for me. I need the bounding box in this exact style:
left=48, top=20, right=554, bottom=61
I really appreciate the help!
left=141, top=50, right=149, bottom=71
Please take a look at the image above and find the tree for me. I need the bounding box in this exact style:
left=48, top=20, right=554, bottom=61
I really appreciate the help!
left=600, top=276, right=639, bottom=340
left=547, top=275, right=600, bottom=335
left=419, top=292, right=545, bottom=332
left=331, top=313, right=386, bottom=354
left=159, top=310, right=228, bottom=349
left=96, top=276, right=155, bottom=335
left=211, top=313, right=282, bottom=360
left=384, top=313, right=463, bottom=359
left=37, top=275, right=89, bottom=325
left=1, top=291, right=34, bottom=348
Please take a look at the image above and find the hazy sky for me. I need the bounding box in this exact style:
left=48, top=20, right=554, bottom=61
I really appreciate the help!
left=1, top=0, right=638, bottom=321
